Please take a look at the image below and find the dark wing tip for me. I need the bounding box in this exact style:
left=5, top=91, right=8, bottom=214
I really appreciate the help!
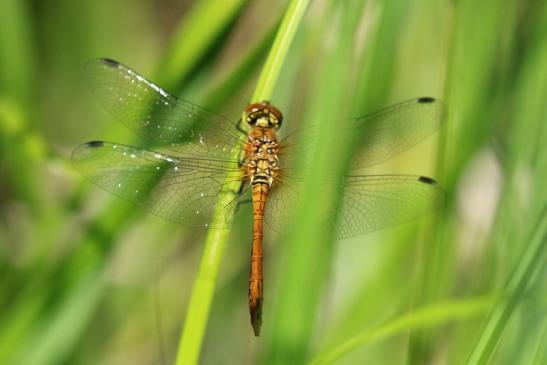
left=71, top=141, right=107, bottom=162
left=100, top=58, right=120, bottom=67
left=418, top=176, right=437, bottom=185
left=417, top=97, right=436, bottom=104
left=86, top=140, right=105, bottom=148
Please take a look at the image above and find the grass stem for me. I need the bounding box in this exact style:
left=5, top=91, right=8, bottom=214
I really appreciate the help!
left=251, top=0, right=309, bottom=103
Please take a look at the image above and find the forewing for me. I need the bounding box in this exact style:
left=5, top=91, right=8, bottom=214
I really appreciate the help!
left=86, top=58, right=246, bottom=157
left=72, top=141, right=244, bottom=229
left=265, top=175, right=442, bottom=239
left=280, top=98, right=444, bottom=169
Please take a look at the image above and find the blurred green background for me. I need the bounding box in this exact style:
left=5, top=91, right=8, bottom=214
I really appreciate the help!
left=1, top=0, right=547, bottom=364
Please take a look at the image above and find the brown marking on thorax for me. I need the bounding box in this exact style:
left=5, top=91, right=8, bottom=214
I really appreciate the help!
left=244, top=128, right=280, bottom=187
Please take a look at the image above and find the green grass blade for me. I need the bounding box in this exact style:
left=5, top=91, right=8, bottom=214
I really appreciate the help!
left=14, top=267, right=105, bottom=365
left=465, top=208, right=547, bottom=365
left=174, top=192, right=242, bottom=365
left=202, top=19, right=279, bottom=110
left=309, top=296, right=495, bottom=365
left=0, top=0, right=35, bottom=106
left=250, top=0, right=309, bottom=102
left=262, top=3, right=364, bottom=364
left=174, top=1, right=308, bottom=364
left=530, top=323, right=547, bottom=365
left=463, top=5, right=547, bottom=361
left=156, top=0, right=249, bottom=89
left=0, top=0, right=42, bottom=208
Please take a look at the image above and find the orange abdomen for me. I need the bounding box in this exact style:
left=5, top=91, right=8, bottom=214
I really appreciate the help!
left=249, top=182, right=269, bottom=336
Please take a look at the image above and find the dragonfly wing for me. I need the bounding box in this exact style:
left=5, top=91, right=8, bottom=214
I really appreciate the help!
left=280, top=97, right=444, bottom=169
left=72, top=141, right=244, bottom=229
left=264, top=179, right=301, bottom=235
left=265, top=174, right=442, bottom=239
left=86, top=59, right=246, bottom=156
left=335, top=175, right=442, bottom=239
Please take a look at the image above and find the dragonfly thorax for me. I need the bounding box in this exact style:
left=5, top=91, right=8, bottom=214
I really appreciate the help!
left=245, top=130, right=280, bottom=187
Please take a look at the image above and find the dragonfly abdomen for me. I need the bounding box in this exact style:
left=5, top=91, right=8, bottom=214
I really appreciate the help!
left=249, top=182, right=268, bottom=336
left=245, top=127, right=280, bottom=337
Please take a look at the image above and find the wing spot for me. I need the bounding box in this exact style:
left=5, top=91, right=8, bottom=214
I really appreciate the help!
left=101, top=58, right=119, bottom=67
left=418, top=176, right=437, bottom=185
left=87, top=141, right=104, bottom=148
left=417, top=97, right=435, bottom=103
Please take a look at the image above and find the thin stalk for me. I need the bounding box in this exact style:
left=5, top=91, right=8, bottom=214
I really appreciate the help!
left=251, top=0, right=309, bottom=102
left=157, top=0, right=249, bottom=89
left=174, top=1, right=309, bottom=364
left=174, top=186, right=242, bottom=365
left=263, top=3, right=359, bottom=363
left=465, top=203, right=547, bottom=365
left=308, top=296, right=495, bottom=365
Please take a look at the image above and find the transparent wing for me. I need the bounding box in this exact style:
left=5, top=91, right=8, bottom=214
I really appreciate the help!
left=265, top=175, right=442, bottom=240
left=72, top=141, right=246, bottom=229
left=335, top=175, right=442, bottom=239
left=279, top=97, right=444, bottom=169
left=86, top=58, right=246, bottom=157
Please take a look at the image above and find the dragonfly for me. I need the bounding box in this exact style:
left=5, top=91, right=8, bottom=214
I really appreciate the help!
left=72, top=58, right=444, bottom=337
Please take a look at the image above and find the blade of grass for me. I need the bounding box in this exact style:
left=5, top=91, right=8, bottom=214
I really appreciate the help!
left=319, top=0, right=418, bottom=348
left=173, top=186, right=242, bottom=365
left=174, top=1, right=309, bottom=364
left=465, top=203, right=547, bottom=365
left=463, top=6, right=547, bottom=361
left=14, top=264, right=105, bottom=365
left=0, top=0, right=40, bottom=208
left=308, top=296, right=495, bottom=365
left=202, top=18, right=279, bottom=110
left=262, top=2, right=366, bottom=363
left=250, top=0, right=309, bottom=102
left=156, top=0, right=249, bottom=90
left=530, top=322, right=547, bottom=365
left=408, top=0, right=517, bottom=362
left=0, top=0, right=34, bottom=106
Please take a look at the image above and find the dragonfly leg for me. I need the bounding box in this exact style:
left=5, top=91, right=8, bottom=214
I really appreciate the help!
left=234, top=182, right=252, bottom=213
left=235, top=198, right=252, bottom=213
left=235, top=119, right=248, bottom=134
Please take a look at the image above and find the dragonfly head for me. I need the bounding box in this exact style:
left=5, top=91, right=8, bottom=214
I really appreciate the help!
left=245, top=101, right=283, bottom=130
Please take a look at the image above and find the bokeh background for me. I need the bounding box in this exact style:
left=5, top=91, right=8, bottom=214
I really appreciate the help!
left=1, top=0, right=547, bottom=364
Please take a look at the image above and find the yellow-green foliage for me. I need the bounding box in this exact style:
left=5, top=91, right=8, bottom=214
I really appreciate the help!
left=1, top=1, right=546, bottom=364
